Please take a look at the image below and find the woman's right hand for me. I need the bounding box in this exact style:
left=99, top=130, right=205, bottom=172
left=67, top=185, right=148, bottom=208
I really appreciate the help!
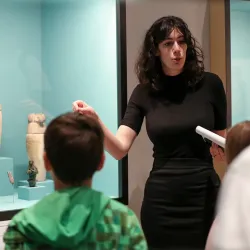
left=72, top=100, right=98, bottom=119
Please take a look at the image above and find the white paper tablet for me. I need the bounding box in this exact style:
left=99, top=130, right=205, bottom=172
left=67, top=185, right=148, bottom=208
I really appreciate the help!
left=195, top=126, right=226, bottom=148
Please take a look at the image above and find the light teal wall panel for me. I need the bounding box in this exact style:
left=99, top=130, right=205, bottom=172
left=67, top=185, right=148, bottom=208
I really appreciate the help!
left=0, top=0, right=119, bottom=198
left=0, top=1, right=42, bottom=186
left=230, top=9, right=250, bottom=125
left=41, top=0, right=119, bottom=197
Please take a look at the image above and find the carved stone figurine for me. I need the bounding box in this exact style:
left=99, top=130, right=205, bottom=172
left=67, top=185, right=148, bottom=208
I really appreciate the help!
left=27, top=161, right=38, bottom=187
left=26, top=113, right=46, bottom=181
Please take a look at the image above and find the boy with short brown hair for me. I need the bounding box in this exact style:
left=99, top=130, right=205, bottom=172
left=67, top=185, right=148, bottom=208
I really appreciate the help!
left=4, top=112, right=147, bottom=250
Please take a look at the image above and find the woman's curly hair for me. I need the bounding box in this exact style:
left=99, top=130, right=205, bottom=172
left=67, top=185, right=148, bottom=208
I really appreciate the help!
left=135, top=16, right=204, bottom=90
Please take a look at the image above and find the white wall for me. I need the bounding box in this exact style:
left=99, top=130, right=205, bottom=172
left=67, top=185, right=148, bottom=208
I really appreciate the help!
left=126, top=0, right=210, bottom=217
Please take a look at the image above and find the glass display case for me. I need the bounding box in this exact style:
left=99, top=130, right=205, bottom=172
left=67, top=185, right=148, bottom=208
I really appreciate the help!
left=209, top=0, right=250, bottom=179
left=229, top=0, right=250, bottom=126
left=0, top=0, right=127, bottom=221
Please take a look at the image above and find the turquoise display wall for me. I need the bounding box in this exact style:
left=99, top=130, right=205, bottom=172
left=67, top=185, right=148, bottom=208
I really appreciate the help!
left=0, top=0, right=119, bottom=198
left=0, top=1, right=43, bottom=185
left=41, top=0, right=119, bottom=197
left=230, top=2, right=250, bottom=125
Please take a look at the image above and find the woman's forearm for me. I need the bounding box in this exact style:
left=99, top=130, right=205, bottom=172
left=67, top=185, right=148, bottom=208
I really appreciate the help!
left=98, top=119, right=125, bottom=160
left=98, top=118, right=137, bottom=161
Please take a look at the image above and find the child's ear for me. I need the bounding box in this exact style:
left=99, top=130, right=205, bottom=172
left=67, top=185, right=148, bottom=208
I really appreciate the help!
left=97, top=153, right=105, bottom=171
left=43, top=152, right=52, bottom=171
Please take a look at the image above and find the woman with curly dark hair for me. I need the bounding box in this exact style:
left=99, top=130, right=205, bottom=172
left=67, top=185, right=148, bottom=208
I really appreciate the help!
left=73, top=16, right=227, bottom=250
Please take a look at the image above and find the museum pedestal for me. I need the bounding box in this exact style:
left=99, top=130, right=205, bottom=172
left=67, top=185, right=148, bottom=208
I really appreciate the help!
left=18, top=179, right=54, bottom=195
left=18, top=186, right=46, bottom=200
left=17, top=179, right=54, bottom=201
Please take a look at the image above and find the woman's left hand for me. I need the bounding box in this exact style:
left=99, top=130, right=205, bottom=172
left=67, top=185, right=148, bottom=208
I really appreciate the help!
left=210, top=142, right=225, bottom=161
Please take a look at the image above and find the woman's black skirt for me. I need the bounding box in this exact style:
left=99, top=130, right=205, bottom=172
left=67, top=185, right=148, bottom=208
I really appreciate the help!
left=140, top=158, right=220, bottom=250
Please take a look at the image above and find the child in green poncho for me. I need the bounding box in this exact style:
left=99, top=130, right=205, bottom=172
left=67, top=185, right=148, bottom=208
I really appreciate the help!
left=4, top=112, right=147, bottom=250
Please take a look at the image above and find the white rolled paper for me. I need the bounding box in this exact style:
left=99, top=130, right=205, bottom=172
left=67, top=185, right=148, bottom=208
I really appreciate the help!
left=195, top=126, right=226, bottom=148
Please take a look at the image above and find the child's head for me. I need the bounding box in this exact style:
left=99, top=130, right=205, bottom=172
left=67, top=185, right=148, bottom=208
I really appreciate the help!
left=225, top=120, right=250, bottom=164
left=43, top=112, right=105, bottom=188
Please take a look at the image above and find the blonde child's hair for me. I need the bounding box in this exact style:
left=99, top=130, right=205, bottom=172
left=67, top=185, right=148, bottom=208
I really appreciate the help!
left=225, top=120, right=250, bottom=164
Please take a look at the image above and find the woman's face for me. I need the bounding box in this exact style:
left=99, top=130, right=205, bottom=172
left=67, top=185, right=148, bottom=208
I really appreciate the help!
left=157, top=28, right=187, bottom=76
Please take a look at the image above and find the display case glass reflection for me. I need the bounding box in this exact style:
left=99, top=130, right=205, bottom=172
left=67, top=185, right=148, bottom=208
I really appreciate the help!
left=0, top=0, right=125, bottom=216
left=230, top=0, right=250, bottom=125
